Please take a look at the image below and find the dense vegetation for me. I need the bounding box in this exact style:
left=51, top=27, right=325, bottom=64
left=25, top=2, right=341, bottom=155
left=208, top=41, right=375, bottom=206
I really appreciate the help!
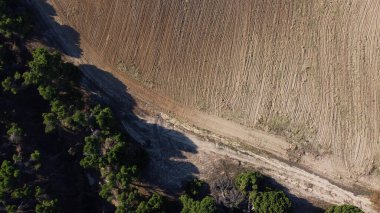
left=0, top=0, right=161, bottom=211
left=234, top=171, right=292, bottom=213
left=0, top=0, right=368, bottom=212
left=325, top=205, right=364, bottom=213
left=180, top=178, right=217, bottom=213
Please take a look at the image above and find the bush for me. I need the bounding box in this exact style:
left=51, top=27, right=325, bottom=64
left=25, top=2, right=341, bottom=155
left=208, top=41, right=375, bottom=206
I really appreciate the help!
left=115, top=165, right=137, bottom=190
left=115, top=190, right=139, bottom=213
left=0, top=0, right=30, bottom=38
left=11, top=185, right=32, bottom=199
left=99, top=175, right=114, bottom=202
left=80, top=136, right=101, bottom=169
left=23, top=48, right=61, bottom=86
left=235, top=171, right=263, bottom=194
left=103, top=134, right=128, bottom=166
left=42, top=113, right=57, bottom=133
left=252, top=191, right=292, bottom=213
left=179, top=195, right=216, bottom=213
left=185, top=178, right=205, bottom=198
left=0, top=160, right=20, bottom=199
left=325, top=204, right=364, bottom=213
left=136, top=193, right=165, bottom=213
left=37, top=85, right=57, bottom=101
left=30, top=150, right=40, bottom=162
left=7, top=122, right=23, bottom=142
left=71, top=110, right=87, bottom=130
left=92, top=105, right=114, bottom=130
left=35, top=199, right=58, bottom=213
left=50, top=100, right=68, bottom=121
left=2, top=76, right=16, bottom=94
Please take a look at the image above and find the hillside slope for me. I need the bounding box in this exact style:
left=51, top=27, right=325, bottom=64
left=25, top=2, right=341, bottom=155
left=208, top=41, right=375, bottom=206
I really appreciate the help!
left=45, top=0, right=379, bottom=181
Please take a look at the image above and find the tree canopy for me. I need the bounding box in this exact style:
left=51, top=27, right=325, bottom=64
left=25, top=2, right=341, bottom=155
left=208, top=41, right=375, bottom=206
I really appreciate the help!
left=179, top=195, right=217, bottom=213
left=325, top=204, right=364, bottom=213
left=252, top=191, right=292, bottom=213
left=235, top=171, right=263, bottom=194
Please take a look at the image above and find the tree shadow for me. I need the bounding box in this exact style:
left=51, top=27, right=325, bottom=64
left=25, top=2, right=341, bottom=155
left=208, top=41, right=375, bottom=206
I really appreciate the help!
left=27, top=0, right=82, bottom=58
left=28, top=0, right=200, bottom=206
left=80, top=64, right=200, bottom=195
left=264, top=176, right=325, bottom=213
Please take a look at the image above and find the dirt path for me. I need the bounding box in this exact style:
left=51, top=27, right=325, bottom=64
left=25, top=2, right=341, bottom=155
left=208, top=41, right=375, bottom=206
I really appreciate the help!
left=30, top=1, right=377, bottom=212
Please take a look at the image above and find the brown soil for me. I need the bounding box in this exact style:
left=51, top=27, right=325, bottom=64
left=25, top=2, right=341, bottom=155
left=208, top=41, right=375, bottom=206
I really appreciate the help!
left=46, top=0, right=380, bottom=176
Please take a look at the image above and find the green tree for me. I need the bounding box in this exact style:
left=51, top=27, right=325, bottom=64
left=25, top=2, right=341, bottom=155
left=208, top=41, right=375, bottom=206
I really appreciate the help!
left=325, top=204, right=364, bottom=213
left=7, top=122, right=23, bottom=142
left=1, top=76, right=16, bottom=94
left=252, top=191, right=292, bottom=213
left=0, top=0, right=29, bottom=38
left=71, top=110, right=87, bottom=130
left=99, top=174, right=115, bottom=202
left=92, top=105, right=114, bottom=130
left=23, top=48, right=61, bottom=86
left=116, top=190, right=139, bottom=213
left=0, top=160, right=20, bottom=199
left=13, top=72, right=21, bottom=80
left=80, top=136, right=101, bottom=169
left=137, top=193, right=165, bottom=213
left=103, top=134, right=128, bottom=166
left=35, top=199, right=58, bottom=213
left=185, top=178, right=205, bottom=198
left=37, top=85, right=57, bottom=101
left=42, top=113, right=58, bottom=133
left=11, top=185, right=32, bottom=199
left=180, top=195, right=217, bottom=213
left=5, top=205, right=17, bottom=213
left=30, top=150, right=40, bottom=162
left=235, top=171, right=263, bottom=194
left=50, top=100, right=68, bottom=121
left=115, top=165, right=137, bottom=190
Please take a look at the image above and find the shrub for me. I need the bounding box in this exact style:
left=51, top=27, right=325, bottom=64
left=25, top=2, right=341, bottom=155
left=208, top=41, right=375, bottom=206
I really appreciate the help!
left=35, top=199, right=58, bottom=213
left=37, top=85, right=57, bottom=101
left=136, top=193, right=165, bottom=213
left=185, top=178, right=205, bottom=198
left=7, top=122, right=23, bottom=142
left=30, top=150, right=40, bottom=162
left=80, top=136, right=101, bottom=169
left=0, top=160, right=20, bottom=199
left=325, top=204, right=364, bottom=213
left=252, top=191, right=292, bottom=213
left=179, top=195, right=216, bottom=213
left=42, top=113, right=57, bottom=133
left=2, top=76, right=16, bottom=94
left=235, top=171, right=263, bottom=194
left=115, top=165, right=137, bottom=190
left=92, top=105, right=114, bottom=130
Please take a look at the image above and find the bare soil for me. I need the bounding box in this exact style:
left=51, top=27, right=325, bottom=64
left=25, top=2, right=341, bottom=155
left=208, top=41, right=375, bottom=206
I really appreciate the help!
left=30, top=0, right=380, bottom=212
left=47, top=0, right=380, bottom=177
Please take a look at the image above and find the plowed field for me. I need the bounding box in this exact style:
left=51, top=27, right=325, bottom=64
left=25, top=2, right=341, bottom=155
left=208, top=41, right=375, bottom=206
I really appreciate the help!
left=37, top=0, right=380, bottom=203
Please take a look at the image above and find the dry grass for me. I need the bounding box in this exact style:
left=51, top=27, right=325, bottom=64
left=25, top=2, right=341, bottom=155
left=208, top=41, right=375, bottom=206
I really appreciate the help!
left=49, top=0, right=380, bottom=176
left=371, top=191, right=380, bottom=210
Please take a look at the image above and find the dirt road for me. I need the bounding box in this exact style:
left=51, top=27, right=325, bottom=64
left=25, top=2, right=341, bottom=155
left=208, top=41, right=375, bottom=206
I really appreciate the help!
left=30, top=1, right=377, bottom=212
